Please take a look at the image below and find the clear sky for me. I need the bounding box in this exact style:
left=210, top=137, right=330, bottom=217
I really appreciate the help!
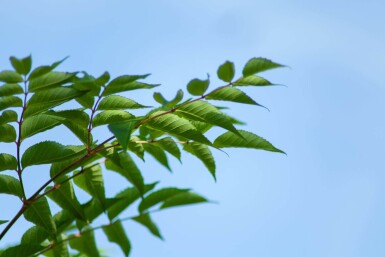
left=1, top=0, right=385, bottom=256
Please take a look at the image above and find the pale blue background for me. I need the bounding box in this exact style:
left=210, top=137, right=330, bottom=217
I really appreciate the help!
left=1, top=1, right=385, bottom=256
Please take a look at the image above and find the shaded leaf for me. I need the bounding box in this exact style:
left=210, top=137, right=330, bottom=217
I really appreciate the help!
left=0, top=153, right=17, bottom=171
left=153, top=137, right=181, bottom=161
left=46, top=180, right=87, bottom=221
left=10, top=55, right=32, bottom=75
left=213, top=130, right=285, bottom=153
left=0, top=220, right=8, bottom=225
left=29, top=72, right=76, bottom=92
left=187, top=77, right=210, bottom=96
left=103, top=220, right=131, bottom=256
left=92, top=110, right=134, bottom=127
left=0, top=83, right=23, bottom=97
left=0, top=124, right=16, bottom=142
left=0, top=244, right=44, bottom=257
left=0, top=110, right=18, bottom=124
left=132, top=213, right=163, bottom=239
left=73, top=165, right=106, bottom=209
left=53, top=210, right=76, bottom=234
left=21, top=226, right=49, bottom=245
left=0, top=96, right=22, bottom=111
left=138, top=187, right=189, bottom=213
left=21, top=141, right=85, bottom=168
left=97, top=95, right=148, bottom=110
left=108, top=120, right=137, bottom=150
left=0, top=70, right=23, bottom=83
left=0, top=174, right=23, bottom=198
left=183, top=142, right=216, bottom=180
left=21, top=114, right=61, bottom=139
left=46, top=109, right=90, bottom=128
left=160, top=191, right=208, bottom=209
left=147, top=112, right=211, bottom=145
left=118, top=151, right=145, bottom=194
left=242, top=57, right=284, bottom=77
left=24, top=196, right=57, bottom=235
left=233, top=75, right=274, bottom=86
left=69, top=228, right=100, bottom=257
left=127, top=136, right=144, bottom=159
left=144, top=144, right=170, bottom=171
left=217, top=61, right=235, bottom=82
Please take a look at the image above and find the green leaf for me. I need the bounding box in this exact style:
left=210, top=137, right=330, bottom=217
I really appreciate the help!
left=0, top=244, right=44, bottom=257
left=28, top=57, right=68, bottom=80
left=46, top=109, right=90, bottom=128
left=153, top=92, right=167, bottom=105
left=92, top=110, right=134, bottom=127
left=118, top=151, right=145, bottom=194
left=75, top=92, right=95, bottom=109
left=107, top=183, right=157, bottom=220
left=0, top=153, right=17, bottom=171
left=0, top=110, right=18, bottom=124
left=103, top=74, right=158, bottom=96
left=0, top=220, right=8, bottom=225
left=206, top=86, right=259, bottom=105
left=102, top=220, right=131, bottom=256
left=97, top=95, right=148, bottom=110
left=144, top=144, right=170, bottom=171
left=0, top=174, right=23, bottom=198
left=217, top=61, right=235, bottom=82
left=29, top=72, right=76, bottom=92
left=21, top=226, right=49, bottom=245
left=51, top=233, right=70, bottom=257
left=46, top=180, right=87, bottom=221
left=0, top=124, right=16, bottom=142
left=153, top=137, right=181, bottom=161
left=0, top=70, right=23, bottom=83
left=176, top=100, right=239, bottom=135
left=0, top=96, right=22, bottom=111
left=132, top=213, right=163, bottom=239
left=213, top=130, right=285, bottom=153
left=23, top=196, right=57, bottom=235
left=160, top=191, right=208, bottom=209
left=53, top=210, right=76, bottom=234
left=183, top=142, right=216, bottom=180
left=73, top=165, right=106, bottom=209
left=10, top=55, right=32, bottom=75
left=187, top=76, right=210, bottom=96
left=21, top=141, right=85, bottom=168
left=242, top=57, right=284, bottom=76
left=24, top=87, right=86, bottom=118
left=21, top=114, right=61, bottom=140
left=138, top=187, right=189, bottom=213
left=147, top=112, right=211, bottom=145
left=69, top=228, right=100, bottom=257
left=233, top=75, right=274, bottom=86
left=0, top=83, right=23, bottom=96
left=108, top=120, right=137, bottom=150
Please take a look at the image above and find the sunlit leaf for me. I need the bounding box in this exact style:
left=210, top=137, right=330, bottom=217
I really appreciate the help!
left=0, top=70, right=23, bottom=83
left=92, top=110, right=134, bottom=127
left=0, top=124, right=16, bottom=142
left=233, top=75, right=274, bottom=86
left=21, top=226, right=49, bottom=245
left=21, top=114, right=61, bottom=140
left=183, top=142, right=216, bottom=180
left=10, top=55, right=32, bottom=75
left=98, top=95, right=148, bottom=110
left=160, top=191, right=208, bottom=209
left=153, top=137, right=181, bottom=161
left=147, top=112, right=211, bottom=145
left=187, top=77, right=210, bottom=96
left=29, top=72, right=76, bottom=92
left=213, top=130, right=285, bottom=153
left=28, top=57, right=68, bottom=80
left=0, top=153, right=17, bottom=171
left=103, top=74, right=158, bottom=96
left=217, top=61, right=235, bottom=82
left=144, top=144, right=170, bottom=171
left=0, top=96, right=22, bottom=111
left=21, top=141, right=85, bottom=168
left=0, top=83, right=23, bottom=97
left=0, top=110, right=18, bottom=124
left=242, top=57, right=284, bottom=76
left=206, top=86, right=259, bottom=105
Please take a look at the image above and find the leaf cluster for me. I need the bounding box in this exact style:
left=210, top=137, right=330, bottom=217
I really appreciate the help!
left=0, top=56, right=284, bottom=256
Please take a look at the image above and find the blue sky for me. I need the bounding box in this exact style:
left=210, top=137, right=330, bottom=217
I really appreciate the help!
left=1, top=0, right=385, bottom=256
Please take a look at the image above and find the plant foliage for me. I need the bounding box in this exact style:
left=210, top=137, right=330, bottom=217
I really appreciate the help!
left=0, top=56, right=284, bottom=256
